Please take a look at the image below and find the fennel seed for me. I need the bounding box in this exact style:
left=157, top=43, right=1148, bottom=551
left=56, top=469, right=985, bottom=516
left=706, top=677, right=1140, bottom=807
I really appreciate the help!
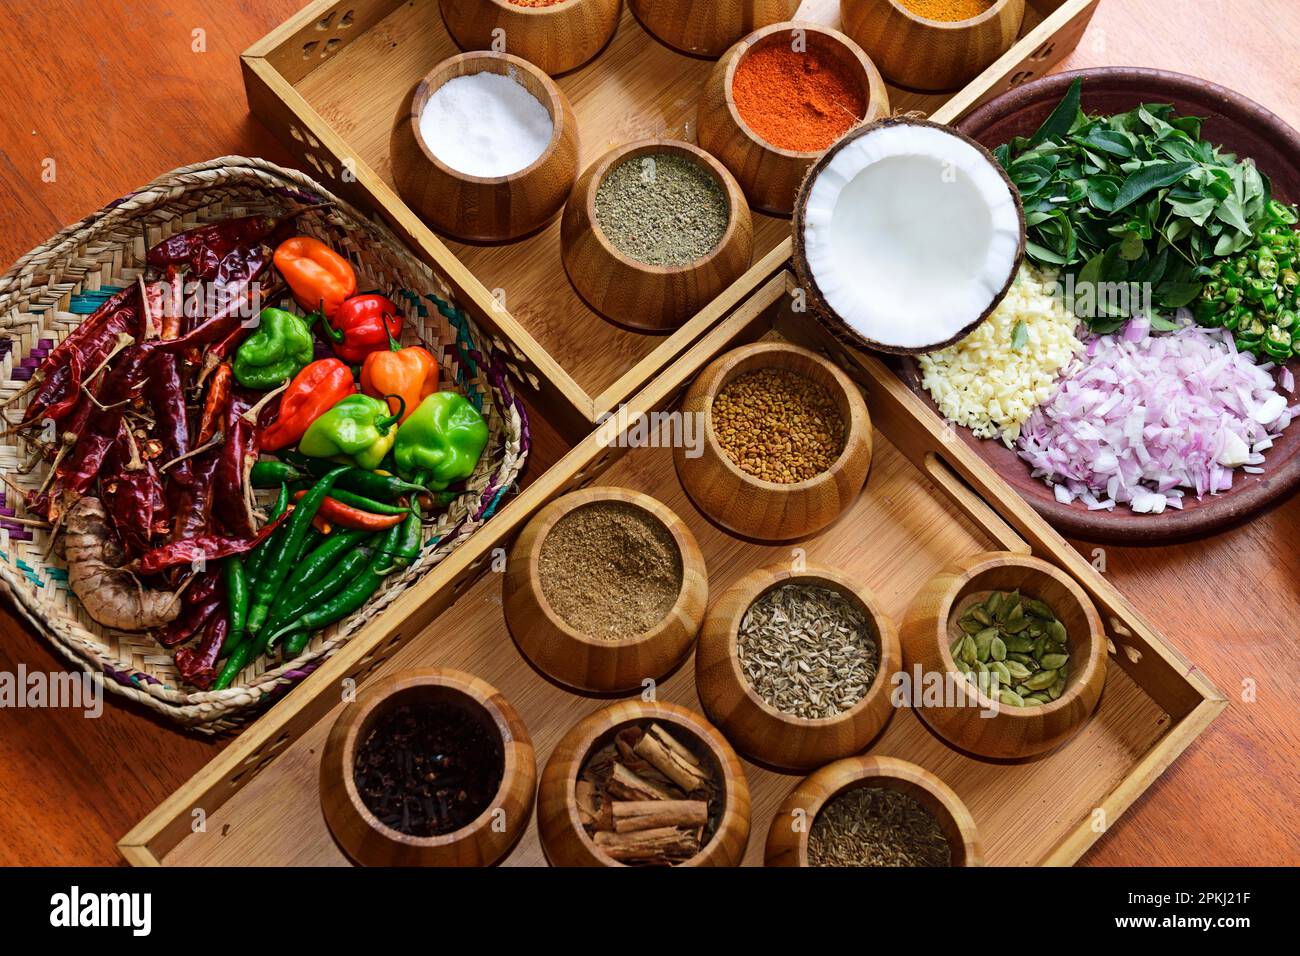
left=736, top=583, right=879, bottom=720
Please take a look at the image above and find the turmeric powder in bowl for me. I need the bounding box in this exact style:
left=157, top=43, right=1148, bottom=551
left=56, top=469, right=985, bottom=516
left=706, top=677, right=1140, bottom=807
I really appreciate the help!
left=732, top=42, right=866, bottom=153
left=898, top=0, right=996, bottom=21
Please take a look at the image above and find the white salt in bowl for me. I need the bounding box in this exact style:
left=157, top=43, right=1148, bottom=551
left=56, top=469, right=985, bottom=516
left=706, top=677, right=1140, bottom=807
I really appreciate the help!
left=391, top=51, right=579, bottom=243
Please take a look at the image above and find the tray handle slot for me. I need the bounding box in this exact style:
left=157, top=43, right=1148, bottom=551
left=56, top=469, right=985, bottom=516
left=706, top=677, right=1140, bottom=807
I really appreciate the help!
left=922, top=451, right=1031, bottom=555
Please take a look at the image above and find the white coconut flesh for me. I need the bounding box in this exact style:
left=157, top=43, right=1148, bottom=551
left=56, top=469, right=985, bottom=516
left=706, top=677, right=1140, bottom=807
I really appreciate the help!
left=801, top=123, right=1022, bottom=351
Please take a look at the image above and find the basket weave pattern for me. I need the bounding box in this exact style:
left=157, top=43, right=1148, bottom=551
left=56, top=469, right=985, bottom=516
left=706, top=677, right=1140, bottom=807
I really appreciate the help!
left=0, top=157, right=528, bottom=733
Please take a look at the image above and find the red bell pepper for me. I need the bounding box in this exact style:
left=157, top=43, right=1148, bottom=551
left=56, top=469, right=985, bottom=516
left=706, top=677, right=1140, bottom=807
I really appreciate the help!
left=325, top=294, right=404, bottom=365
left=273, top=236, right=357, bottom=319
left=258, top=358, right=355, bottom=451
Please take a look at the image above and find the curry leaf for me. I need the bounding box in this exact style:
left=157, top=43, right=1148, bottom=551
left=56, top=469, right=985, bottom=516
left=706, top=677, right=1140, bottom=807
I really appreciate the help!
left=1029, top=77, right=1083, bottom=147
left=1112, top=161, right=1198, bottom=211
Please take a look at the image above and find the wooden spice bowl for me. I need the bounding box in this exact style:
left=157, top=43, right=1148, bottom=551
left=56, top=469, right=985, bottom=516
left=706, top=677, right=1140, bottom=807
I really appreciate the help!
left=560, top=138, right=754, bottom=330
left=696, top=564, right=901, bottom=771
left=629, top=0, right=801, bottom=59
left=899, top=552, right=1108, bottom=760
left=503, top=486, right=709, bottom=694
left=765, top=755, right=983, bottom=866
left=319, top=668, right=536, bottom=867
left=537, top=700, right=751, bottom=866
left=439, top=0, right=623, bottom=76
left=698, top=22, right=890, bottom=216
left=674, top=341, right=872, bottom=541
left=390, top=51, right=579, bottom=243
left=839, top=0, right=1026, bottom=92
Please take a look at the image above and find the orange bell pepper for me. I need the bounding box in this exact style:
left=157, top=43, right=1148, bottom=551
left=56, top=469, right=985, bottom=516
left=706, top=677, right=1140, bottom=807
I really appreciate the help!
left=360, top=332, right=438, bottom=425
left=273, top=236, right=357, bottom=319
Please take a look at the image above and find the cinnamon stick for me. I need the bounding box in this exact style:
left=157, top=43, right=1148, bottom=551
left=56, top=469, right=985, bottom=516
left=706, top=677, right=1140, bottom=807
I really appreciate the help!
left=575, top=778, right=600, bottom=828
left=612, top=800, right=708, bottom=834
left=594, top=826, right=700, bottom=863
left=633, top=724, right=707, bottom=793
left=607, top=762, right=673, bottom=802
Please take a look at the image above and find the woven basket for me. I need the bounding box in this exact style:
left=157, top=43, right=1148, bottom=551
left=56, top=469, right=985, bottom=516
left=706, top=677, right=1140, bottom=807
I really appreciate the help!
left=0, top=157, right=528, bottom=733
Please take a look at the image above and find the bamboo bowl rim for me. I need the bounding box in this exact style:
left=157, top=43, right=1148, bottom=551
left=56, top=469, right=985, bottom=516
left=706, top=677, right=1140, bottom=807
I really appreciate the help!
left=883, top=0, right=1019, bottom=30
left=781, top=755, right=982, bottom=866
left=721, top=21, right=883, bottom=160
left=406, top=51, right=570, bottom=186
left=521, top=486, right=701, bottom=649
left=932, top=553, right=1107, bottom=717
left=717, top=564, right=899, bottom=730
left=482, top=0, right=586, bottom=12
left=561, top=703, right=741, bottom=867
left=697, top=340, right=869, bottom=493
left=327, top=669, right=524, bottom=852
left=582, top=138, right=749, bottom=276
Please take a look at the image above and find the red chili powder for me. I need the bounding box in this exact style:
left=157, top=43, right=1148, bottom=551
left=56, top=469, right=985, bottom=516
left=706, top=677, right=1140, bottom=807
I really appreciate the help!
left=732, top=43, right=866, bottom=153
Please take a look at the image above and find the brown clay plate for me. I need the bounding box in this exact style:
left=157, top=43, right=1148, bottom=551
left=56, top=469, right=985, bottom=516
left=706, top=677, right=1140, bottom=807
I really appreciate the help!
left=896, top=68, right=1300, bottom=545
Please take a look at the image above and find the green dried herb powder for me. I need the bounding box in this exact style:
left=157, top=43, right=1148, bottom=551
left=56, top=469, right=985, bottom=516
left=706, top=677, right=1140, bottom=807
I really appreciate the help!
left=594, top=153, right=730, bottom=267
left=808, top=787, right=952, bottom=867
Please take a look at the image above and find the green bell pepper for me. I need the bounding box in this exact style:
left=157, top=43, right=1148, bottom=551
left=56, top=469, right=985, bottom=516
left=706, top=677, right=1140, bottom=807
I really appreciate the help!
left=232, top=308, right=314, bottom=390
left=298, top=393, right=402, bottom=471
left=392, top=392, right=488, bottom=491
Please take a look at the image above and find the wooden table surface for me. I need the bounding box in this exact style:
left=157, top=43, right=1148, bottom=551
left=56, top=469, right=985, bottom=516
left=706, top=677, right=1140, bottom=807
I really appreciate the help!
left=1, top=0, right=1297, bottom=867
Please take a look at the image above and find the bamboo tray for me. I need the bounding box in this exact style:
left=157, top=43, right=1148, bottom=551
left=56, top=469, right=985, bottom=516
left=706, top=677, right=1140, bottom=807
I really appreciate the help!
left=240, top=0, right=1101, bottom=429
left=121, top=272, right=1224, bottom=867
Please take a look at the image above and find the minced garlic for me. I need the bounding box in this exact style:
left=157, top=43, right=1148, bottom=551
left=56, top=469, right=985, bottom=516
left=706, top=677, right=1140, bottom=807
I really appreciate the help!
left=919, top=266, right=1082, bottom=446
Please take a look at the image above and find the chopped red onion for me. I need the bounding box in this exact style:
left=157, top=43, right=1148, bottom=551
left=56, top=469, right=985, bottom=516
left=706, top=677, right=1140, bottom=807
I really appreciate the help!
left=1016, top=318, right=1297, bottom=514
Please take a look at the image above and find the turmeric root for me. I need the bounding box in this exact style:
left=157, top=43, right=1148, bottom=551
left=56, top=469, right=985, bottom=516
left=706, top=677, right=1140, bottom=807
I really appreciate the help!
left=64, top=496, right=182, bottom=631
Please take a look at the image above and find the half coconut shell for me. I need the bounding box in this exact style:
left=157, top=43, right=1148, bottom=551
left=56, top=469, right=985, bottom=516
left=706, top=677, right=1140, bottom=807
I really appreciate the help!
left=792, top=117, right=1026, bottom=356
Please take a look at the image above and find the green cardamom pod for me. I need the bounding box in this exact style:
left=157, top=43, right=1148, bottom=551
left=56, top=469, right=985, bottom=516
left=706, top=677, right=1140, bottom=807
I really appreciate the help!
left=951, top=637, right=966, bottom=658
left=1007, top=651, right=1034, bottom=665
left=1047, top=619, right=1067, bottom=644
left=974, top=627, right=997, bottom=662
left=970, top=606, right=992, bottom=626
left=1039, top=652, right=1070, bottom=670
left=983, top=592, right=1002, bottom=618
left=959, top=616, right=984, bottom=635
left=990, top=636, right=1007, bottom=661
left=1024, top=694, right=1050, bottom=705
left=1005, top=660, right=1032, bottom=681
left=1023, top=668, right=1058, bottom=691
left=1048, top=677, right=1065, bottom=700
left=1004, top=634, right=1034, bottom=653
left=960, top=635, right=978, bottom=666
left=991, top=661, right=1012, bottom=686
left=1003, top=616, right=1032, bottom=634
left=1023, top=597, right=1056, bottom=619
left=998, top=689, right=1025, bottom=707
